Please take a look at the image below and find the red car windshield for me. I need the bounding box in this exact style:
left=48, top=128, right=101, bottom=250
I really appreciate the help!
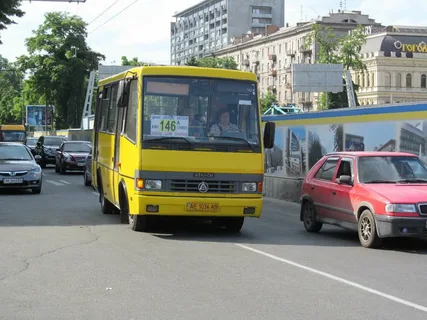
left=358, top=156, right=427, bottom=183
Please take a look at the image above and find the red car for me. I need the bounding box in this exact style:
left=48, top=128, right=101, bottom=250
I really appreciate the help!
left=300, top=151, right=427, bottom=248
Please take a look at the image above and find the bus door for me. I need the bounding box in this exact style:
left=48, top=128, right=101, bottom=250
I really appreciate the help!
left=113, top=80, right=127, bottom=207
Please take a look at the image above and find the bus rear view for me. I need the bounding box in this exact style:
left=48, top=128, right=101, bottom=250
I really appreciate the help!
left=0, top=125, right=26, bottom=143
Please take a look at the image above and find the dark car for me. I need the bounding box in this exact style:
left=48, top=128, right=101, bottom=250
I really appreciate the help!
left=55, top=141, right=92, bottom=174
left=35, top=136, right=68, bottom=168
left=25, top=137, right=38, bottom=153
left=0, top=142, right=43, bottom=194
left=300, top=151, right=427, bottom=248
left=83, top=152, right=92, bottom=187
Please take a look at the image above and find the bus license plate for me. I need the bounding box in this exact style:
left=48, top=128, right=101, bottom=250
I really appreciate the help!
left=3, top=178, right=23, bottom=184
left=185, top=203, right=219, bottom=212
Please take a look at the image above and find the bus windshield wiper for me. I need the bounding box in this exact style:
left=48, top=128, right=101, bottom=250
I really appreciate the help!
left=397, top=178, right=427, bottom=183
left=363, top=179, right=397, bottom=184
left=213, top=136, right=254, bottom=151
left=145, top=137, right=194, bottom=147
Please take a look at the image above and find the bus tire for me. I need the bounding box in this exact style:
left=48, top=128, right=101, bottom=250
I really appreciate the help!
left=98, top=175, right=114, bottom=215
left=129, top=214, right=149, bottom=232
left=224, top=217, right=244, bottom=233
left=119, top=184, right=129, bottom=224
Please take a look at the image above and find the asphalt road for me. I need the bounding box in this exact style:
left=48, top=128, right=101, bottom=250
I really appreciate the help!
left=1, top=168, right=427, bottom=320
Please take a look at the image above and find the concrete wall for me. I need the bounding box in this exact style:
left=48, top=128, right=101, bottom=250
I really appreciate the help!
left=263, top=175, right=302, bottom=203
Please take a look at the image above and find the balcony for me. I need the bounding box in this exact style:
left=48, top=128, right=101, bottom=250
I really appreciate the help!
left=270, top=69, right=277, bottom=77
left=299, top=45, right=312, bottom=54
left=251, top=13, right=272, bottom=19
left=286, top=50, right=295, bottom=56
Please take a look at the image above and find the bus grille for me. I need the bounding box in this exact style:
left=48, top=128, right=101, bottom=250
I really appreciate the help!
left=170, top=180, right=235, bottom=193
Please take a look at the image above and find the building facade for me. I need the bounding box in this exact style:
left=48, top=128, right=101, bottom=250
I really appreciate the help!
left=354, top=26, right=427, bottom=105
left=214, top=10, right=380, bottom=110
left=170, top=0, right=285, bottom=65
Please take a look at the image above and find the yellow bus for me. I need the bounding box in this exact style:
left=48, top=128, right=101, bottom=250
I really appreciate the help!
left=0, top=124, right=26, bottom=143
left=92, top=66, right=275, bottom=232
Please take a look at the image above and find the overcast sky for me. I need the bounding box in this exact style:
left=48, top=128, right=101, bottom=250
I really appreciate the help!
left=1, top=0, right=426, bottom=65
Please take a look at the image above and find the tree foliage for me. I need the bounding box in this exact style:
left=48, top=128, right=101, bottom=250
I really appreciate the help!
left=121, top=56, right=151, bottom=66
left=0, top=55, right=25, bottom=123
left=305, top=24, right=367, bottom=109
left=260, top=91, right=277, bottom=113
left=0, top=0, right=25, bottom=44
left=185, top=56, right=238, bottom=70
left=17, top=12, right=105, bottom=129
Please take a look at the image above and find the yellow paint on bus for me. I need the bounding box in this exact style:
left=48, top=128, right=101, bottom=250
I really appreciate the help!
left=91, top=65, right=275, bottom=232
left=0, top=124, right=26, bottom=143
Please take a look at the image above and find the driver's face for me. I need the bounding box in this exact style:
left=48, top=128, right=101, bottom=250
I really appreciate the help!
left=219, top=112, right=229, bottom=124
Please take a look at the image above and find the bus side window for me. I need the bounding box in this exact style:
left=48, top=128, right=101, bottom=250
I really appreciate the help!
left=124, top=80, right=137, bottom=142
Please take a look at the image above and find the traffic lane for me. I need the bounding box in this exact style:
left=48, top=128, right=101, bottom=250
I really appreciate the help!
left=1, top=174, right=426, bottom=318
left=1, top=223, right=426, bottom=319
left=0, top=169, right=118, bottom=286
left=157, top=198, right=427, bottom=308
left=0, top=169, right=102, bottom=227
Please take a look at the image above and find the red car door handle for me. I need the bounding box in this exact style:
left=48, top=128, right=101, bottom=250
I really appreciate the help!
left=310, top=186, right=315, bottom=190
left=332, top=191, right=336, bottom=195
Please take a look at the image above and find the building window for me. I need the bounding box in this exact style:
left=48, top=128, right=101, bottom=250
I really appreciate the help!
left=406, top=73, right=412, bottom=88
left=396, top=73, right=401, bottom=87
left=421, top=74, right=426, bottom=88
left=384, top=72, right=391, bottom=87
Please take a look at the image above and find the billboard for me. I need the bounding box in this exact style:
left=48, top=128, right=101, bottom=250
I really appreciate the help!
left=291, top=63, right=344, bottom=93
left=26, top=105, right=55, bottom=129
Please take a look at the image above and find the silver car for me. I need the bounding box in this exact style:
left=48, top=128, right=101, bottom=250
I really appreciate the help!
left=83, top=152, right=92, bottom=187
left=0, top=142, right=43, bottom=194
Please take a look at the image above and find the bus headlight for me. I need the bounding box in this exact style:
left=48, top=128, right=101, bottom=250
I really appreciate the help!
left=145, top=180, right=162, bottom=190
left=242, top=182, right=257, bottom=192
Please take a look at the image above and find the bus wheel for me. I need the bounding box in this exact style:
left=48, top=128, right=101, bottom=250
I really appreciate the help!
left=223, top=217, right=244, bottom=233
left=129, top=214, right=149, bottom=232
left=100, top=189, right=115, bottom=214
left=119, top=187, right=129, bottom=224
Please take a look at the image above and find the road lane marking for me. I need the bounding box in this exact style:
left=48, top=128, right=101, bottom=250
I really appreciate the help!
left=236, top=244, right=427, bottom=313
left=59, top=180, right=71, bottom=185
left=92, top=192, right=99, bottom=196
left=45, top=180, right=65, bottom=186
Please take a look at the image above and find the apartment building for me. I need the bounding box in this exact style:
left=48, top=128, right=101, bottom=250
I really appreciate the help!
left=215, top=10, right=380, bottom=110
left=170, top=0, right=285, bottom=65
left=355, top=25, right=427, bottom=105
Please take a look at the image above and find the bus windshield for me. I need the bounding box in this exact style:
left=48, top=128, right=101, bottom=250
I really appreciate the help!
left=142, top=76, right=261, bottom=152
left=0, top=130, right=26, bottom=142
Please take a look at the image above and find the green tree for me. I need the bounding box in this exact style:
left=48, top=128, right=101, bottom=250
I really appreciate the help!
left=0, top=55, right=25, bottom=123
left=0, top=0, right=24, bottom=44
left=306, top=24, right=367, bottom=109
left=185, top=56, right=238, bottom=70
left=18, top=12, right=105, bottom=129
left=121, top=56, right=151, bottom=66
left=260, top=91, right=277, bottom=113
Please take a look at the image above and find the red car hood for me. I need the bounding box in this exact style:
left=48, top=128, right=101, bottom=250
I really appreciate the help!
left=363, top=184, right=427, bottom=203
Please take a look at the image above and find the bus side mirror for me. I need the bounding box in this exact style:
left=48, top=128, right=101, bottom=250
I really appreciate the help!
left=263, top=121, right=275, bottom=149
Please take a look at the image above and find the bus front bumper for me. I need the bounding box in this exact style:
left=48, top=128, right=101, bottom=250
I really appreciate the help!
left=131, top=195, right=263, bottom=218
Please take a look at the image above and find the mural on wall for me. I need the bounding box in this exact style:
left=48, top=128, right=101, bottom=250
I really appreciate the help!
left=265, top=126, right=285, bottom=176
left=284, top=127, right=306, bottom=177
left=398, top=120, right=427, bottom=162
left=307, top=124, right=344, bottom=169
left=344, top=121, right=397, bottom=153
left=264, top=118, right=427, bottom=178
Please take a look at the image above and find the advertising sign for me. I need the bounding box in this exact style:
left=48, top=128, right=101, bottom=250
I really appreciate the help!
left=26, top=105, right=55, bottom=129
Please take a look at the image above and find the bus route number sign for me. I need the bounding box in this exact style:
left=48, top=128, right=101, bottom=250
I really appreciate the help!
left=150, top=115, right=189, bottom=137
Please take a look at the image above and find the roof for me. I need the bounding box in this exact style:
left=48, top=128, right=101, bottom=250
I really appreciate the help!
left=0, top=142, right=27, bottom=146
left=173, top=0, right=214, bottom=17
left=63, top=141, right=92, bottom=144
left=326, top=151, right=418, bottom=157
